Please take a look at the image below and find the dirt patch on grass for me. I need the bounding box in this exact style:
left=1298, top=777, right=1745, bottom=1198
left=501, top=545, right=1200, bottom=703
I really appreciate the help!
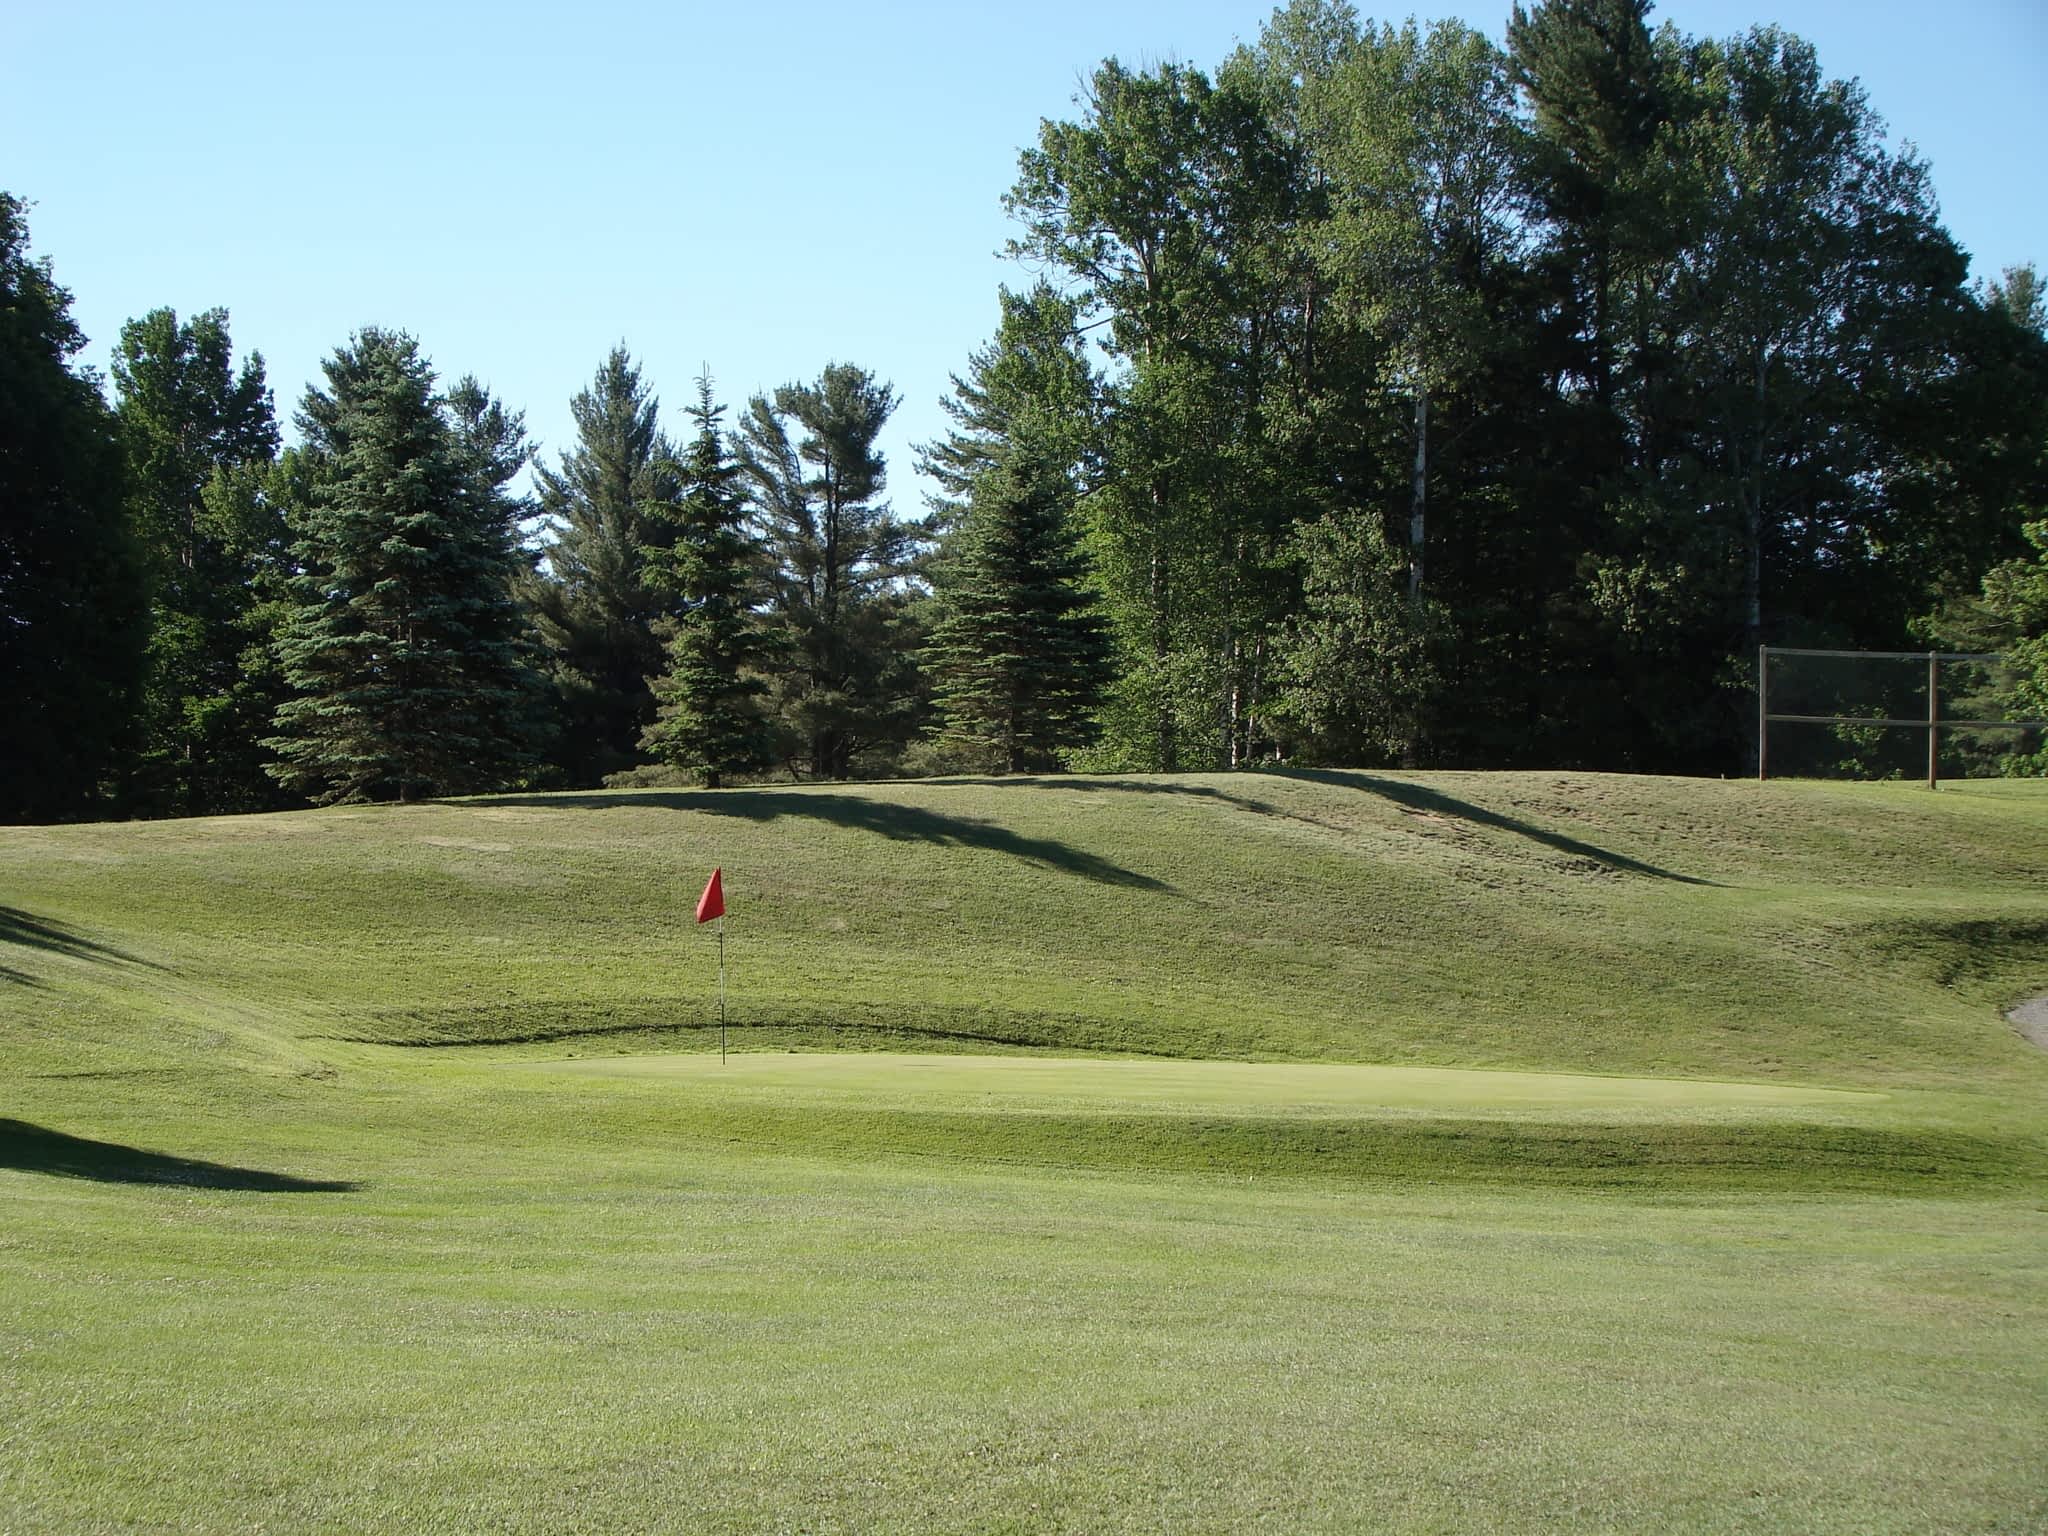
left=2010, top=995, right=2048, bottom=1051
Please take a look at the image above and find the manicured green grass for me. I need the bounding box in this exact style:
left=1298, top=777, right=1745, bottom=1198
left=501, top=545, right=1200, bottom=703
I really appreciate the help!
left=4, top=771, right=2047, bottom=1530
left=539, top=1049, right=1883, bottom=1112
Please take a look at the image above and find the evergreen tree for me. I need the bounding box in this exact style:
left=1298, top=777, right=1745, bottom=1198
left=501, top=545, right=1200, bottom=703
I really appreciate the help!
left=444, top=373, right=534, bottom=522
left=0, top=193, right=147, bottom=823
left=1985, top=265, right=2045, bottom=335
left=916, top=283, right=1099, bottom=523
left=641, top=378, right=772, bottom=787
left=207, top=453, right=304, bottom=808
left=111, top=306, right=284, bottom=816
left=924, top=447, right=1109, bottom=773
left=736, top=363, right=922, bottom=779
left=267, top=330, right=541, bottom=803
left=1506, top=0, right=1668, bottom=413
left=524, top=347, right=680, bottom=784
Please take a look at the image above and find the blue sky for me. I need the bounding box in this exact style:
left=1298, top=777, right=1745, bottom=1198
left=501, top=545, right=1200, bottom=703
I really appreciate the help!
left=6, top=0, right=2043, bottom=511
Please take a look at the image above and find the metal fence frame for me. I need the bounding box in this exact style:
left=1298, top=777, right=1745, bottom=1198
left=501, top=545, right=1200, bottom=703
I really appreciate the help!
left=1757, top=646, right=2047, bottom=788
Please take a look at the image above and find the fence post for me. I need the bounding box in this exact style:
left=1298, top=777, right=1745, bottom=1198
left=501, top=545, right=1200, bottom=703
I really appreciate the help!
left=1757, top=645, right=1769, bottom=781
left=1926, top=652, right=1939, bottom=790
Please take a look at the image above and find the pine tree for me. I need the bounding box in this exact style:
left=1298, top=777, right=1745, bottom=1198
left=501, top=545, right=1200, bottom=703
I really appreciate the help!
left=736, top=363, right=922, bottom=779
left=524, top=347, right=680, bottom=784
left=923, top=448, right=1110, bottom=773
left=641, top=378, right=772, bottom=787
left=0, top=193, right=147, bottom=823
left=1505, top=0, right=1667, bottom=412
left=266, top=330, right=541, bottom=803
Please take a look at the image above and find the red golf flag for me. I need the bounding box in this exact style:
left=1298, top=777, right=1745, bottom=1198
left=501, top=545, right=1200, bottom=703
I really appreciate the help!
left=695, top=868, right=725, bottom=924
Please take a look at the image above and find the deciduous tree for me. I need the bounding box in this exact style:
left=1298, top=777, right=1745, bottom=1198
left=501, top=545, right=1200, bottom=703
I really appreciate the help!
left=0, top=194, right=146, bottom=822
left=111, top=306, right=283, bottom=815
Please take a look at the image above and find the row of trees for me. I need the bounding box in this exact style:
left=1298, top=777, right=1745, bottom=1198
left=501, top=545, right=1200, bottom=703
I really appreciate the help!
left=6, top=0, right=2047, bottom=822
left=993, top=0, right=2048, bottom=774
left=2, top=191, right=1110, bottom=818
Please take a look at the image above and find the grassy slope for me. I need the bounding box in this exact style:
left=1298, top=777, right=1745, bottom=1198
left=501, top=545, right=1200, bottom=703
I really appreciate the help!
left=5, top=771, right=2048, bottom=1532
left=6, top=769, right=2047, bottom=1081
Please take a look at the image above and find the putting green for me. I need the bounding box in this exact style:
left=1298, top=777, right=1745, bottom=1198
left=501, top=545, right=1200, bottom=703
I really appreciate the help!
left=524, top=1049, right=1882, bottom=1118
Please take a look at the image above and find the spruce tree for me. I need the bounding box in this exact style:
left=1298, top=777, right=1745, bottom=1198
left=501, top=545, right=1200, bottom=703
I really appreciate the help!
left=0, top=193, right=147, bottom=823
left=923, top=448, right=1110, bottom=773
left=916, top=282, right=1098, bottom=526
left=524, top=347, right=679, bottom=784
left=266, top=330, right=541, bottom=803
left=641, top=378, right=772, bottom=787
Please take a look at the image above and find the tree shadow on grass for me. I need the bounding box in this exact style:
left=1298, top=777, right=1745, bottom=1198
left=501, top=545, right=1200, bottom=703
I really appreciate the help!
left=0, top=1120, right=359, bottom=1192
left=1, top=906, right=165, bottom=987
left=936, top=770, right=1714, bottom=885
left=1280, top=769, right=1717, bottom=884
left=473, top=791, right=1170, bottom=890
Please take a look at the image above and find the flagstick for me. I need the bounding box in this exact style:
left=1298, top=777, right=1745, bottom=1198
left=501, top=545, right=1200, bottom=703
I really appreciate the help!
left=718, top=911, right=727, bottom=1065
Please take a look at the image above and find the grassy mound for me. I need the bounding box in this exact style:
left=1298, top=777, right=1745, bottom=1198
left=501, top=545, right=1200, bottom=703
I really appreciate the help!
left=6, top=770, right=2046, bottom=1083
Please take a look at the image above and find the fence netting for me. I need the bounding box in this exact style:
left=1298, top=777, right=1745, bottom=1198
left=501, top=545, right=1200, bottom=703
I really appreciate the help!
left=1761, top=650, right=2041, bottom=780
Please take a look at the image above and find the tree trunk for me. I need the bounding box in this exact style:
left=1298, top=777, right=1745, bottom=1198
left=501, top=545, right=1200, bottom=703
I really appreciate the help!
left=1592, top=238, right=1613, bottom=407
left=820, top=461, right=841, bottom=628
left=1303, top=278, right=1318, bottom=392
left=1743, top=344, right=1766, bottom=656
left=1409, top=389, right=1428, bottom=604
left=1220, top=536, right=1237, bottom=770
left=1634, top=272, right=1653, bottom=474
left=1248, top=635, right=1267, bottom=764
left=1151, top=482, right=1176, bottom=773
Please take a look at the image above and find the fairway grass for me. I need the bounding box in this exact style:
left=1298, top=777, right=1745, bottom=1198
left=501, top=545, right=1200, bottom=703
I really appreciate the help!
left=5, top=771, right=2047, bottom=1530
left=5, top=1064, right=2044, bottom=1533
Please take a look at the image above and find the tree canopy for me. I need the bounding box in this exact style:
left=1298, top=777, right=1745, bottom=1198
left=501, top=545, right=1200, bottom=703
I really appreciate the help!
left=4, top=1, right=2045, bottom=819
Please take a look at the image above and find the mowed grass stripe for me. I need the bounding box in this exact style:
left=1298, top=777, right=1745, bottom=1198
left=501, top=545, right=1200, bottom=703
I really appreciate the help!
left=528, top=1048, right=1884, bottom=1109
left=477, top=1053, right=2021, bottom=1198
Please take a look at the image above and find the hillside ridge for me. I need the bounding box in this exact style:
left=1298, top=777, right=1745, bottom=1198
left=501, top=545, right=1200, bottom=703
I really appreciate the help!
left=5, top=771, right=2046, bottom=1090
